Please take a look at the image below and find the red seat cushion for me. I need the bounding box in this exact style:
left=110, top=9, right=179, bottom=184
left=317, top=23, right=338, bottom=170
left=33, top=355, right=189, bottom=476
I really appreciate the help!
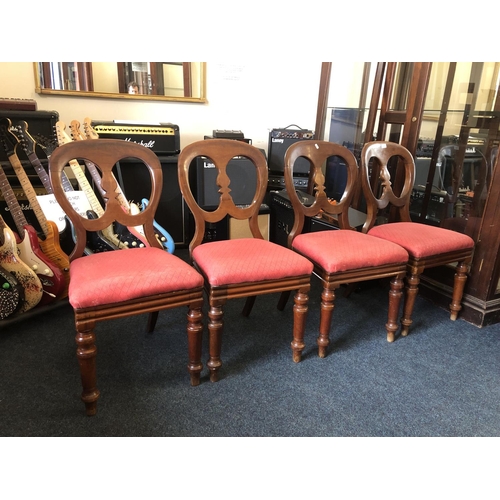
left=292, top=230, right=408, bottom=273
left=192, top=238, right=313, bottom=286
left=69, top=247, right=204, bottom=309
left=368, top=222, right=475, bottom=259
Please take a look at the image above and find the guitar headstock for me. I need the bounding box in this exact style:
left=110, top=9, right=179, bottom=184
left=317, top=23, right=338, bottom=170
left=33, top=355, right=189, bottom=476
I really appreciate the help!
left=69, top=120, right=85, bottom=142
left=13, top=120, right=37, bottom=157
left=55, top=121, right=72, bottom=146
left=0, top=117, right=20, bottom=157
left=83, top=117, right=99, bottom=140
left=34, top=134, right=58, bottom=158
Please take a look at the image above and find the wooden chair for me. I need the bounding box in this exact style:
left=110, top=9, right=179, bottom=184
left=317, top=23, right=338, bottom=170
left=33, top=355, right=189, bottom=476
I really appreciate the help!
left=284, top=141, right=409, bottom=356
left=360, top=141, right=475, bottom=336
left=49, top=139, right=204, bottom=416
left=178, top=139, right=313, bottom=382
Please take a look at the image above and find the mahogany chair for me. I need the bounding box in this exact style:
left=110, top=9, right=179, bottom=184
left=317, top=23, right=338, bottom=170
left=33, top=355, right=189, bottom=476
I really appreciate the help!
left=360, top=141, right=475, bottom=337
left=49, top=139, right=204, bottom=416
left=178, top=139, right=313, bottom=382
left=284, top=141, right=409, bottom=356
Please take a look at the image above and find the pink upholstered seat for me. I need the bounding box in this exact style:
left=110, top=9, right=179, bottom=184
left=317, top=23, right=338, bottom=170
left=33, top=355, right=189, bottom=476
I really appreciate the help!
left=360, top=141, right=475, bottom=337
left=178, top=139, right=313, bottom=382
left=368, top=222, right=474, bottom=259
left=49, top=137, right=204, bottom=416
left=193, top=238, right=313, bottom=286
left=69, top=247, right=204, bottom=309
left=292, top=230, right=408, bottom=273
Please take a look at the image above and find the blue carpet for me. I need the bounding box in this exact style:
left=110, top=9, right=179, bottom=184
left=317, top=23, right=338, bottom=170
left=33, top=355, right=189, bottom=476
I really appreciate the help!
left=1, top=275, right=498, bottom=437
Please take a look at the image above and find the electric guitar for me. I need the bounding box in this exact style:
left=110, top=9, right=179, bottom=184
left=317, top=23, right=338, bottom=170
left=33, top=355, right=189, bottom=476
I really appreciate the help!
left=0, top=216, right=43, bottom=313
left=14, top=120, right=75, bottom=255
left=0, top=263, right=24, bottom=319
left=69, top=120, right=148, bottom=249
left=55, top=121, right=127, bottom=251
left=30, top=133, right=104, bottom=256
left=0, top=119, right=68, bottom=303
left=82, top=117, right=175, bottom=252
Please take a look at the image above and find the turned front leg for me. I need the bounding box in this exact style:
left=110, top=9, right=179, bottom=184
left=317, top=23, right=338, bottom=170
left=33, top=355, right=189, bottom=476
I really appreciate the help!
left=291, top=287, right=309, bottom=362
left=401, top=271, right=420, bottom=337
left=386, top=275, right=404, bottom=342
left=449, top=260, right=470, bottom=321
left=186, top=304, right=204, bottom=386
left=207, top=303, right=224, bottom=382
left=75, top=321, right=100, bottom=416
left=317, top=285, right=336, bottom=358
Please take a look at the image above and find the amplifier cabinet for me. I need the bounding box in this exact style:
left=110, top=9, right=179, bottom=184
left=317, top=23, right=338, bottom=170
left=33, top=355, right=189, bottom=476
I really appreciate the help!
left=267, top=126, right=314, bottom=175
left=190, top=152, right=266, bottom=209
left=269, top=190, right=366, bottom=247
left=113, top=155, right=189, bottom=247
left=90, top=121, right=180, bottom=156
left=0, top=109, right=59, bottom=163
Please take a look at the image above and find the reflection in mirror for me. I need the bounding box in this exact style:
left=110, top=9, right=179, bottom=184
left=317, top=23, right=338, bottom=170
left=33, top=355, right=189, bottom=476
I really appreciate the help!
left=35, top=62, right=206, bottom=103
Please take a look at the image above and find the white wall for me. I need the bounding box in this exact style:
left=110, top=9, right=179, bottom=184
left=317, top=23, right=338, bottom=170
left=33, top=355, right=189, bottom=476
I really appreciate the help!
left=0, top=62, right=323, bottom=152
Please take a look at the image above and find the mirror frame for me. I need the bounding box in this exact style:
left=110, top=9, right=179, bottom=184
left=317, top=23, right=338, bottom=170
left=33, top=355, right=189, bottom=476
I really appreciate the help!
left=33, top=62, right=207, bottom=103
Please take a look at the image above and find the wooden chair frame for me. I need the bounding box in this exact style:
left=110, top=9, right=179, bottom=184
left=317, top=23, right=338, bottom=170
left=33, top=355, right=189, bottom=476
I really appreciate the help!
left=178, top=139, right=312, bottom=381
left=49, top=139, right=204, bottom=415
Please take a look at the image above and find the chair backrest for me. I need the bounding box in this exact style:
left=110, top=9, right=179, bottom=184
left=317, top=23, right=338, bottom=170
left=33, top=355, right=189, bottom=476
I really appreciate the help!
left=284, top=140, right=359, bottom=247
left=178, top=139, right=268, bottom=254
left=360, top=141, right=416, bottom=233
left=49, top=138, right=164, bottom=260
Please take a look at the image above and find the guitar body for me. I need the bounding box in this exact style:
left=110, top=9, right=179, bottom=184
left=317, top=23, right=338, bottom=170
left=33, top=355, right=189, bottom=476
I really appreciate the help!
left=141, top=198, right=175, bottom=253
left=37, top=220, right=70, bottom=298
left=113, top=221, right=149, bottom=249
left=85, top=211, right=120, bottom=253
left=15, top=225, right=65, bottom=305
left=0, top=226, right=43, bottom=313
left=0, top=264, right=24, bottom=319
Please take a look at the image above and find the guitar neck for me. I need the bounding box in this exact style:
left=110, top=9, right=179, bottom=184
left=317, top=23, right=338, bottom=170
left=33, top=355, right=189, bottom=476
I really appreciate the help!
left=7, top=151, right=50, bottom=236
left=0, top=164, right=30, bottom=235
left=71, top=119, right=130, bottom=212
left=27, top=151, right=74, bottom=193
left=68, top=159, right=105, bottom=216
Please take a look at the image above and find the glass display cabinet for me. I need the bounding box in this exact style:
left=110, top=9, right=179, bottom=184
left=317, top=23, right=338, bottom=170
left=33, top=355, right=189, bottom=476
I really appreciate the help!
left=316, top=62, right=500, bottom=326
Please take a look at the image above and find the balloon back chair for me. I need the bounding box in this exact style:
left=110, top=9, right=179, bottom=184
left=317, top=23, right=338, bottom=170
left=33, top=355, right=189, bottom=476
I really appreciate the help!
left=360, top=141, right=475, bottom=337
left=284, top=140, right=409, bottom=356
left=49, top=139, right=204, bottom=416
left=178, top=139, right=313, bottom=382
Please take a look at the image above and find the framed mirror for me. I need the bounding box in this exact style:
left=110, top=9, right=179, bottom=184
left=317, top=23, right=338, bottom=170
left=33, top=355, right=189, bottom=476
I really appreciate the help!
left=34, top=62, right=207, bottom=103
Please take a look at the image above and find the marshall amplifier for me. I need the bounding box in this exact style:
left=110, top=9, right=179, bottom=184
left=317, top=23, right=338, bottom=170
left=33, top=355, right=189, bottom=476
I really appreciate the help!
left=90, top=121, right=180, bottom=155
left=268, top=125, right=314, bottom=175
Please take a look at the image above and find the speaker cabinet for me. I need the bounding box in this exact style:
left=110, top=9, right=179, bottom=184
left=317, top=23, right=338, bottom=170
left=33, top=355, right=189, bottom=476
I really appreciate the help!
left=191, top=153, right=266, bottom=209
left=113, top=155, right=189, bottom=246
left=267, top=128, right=314, bottom=175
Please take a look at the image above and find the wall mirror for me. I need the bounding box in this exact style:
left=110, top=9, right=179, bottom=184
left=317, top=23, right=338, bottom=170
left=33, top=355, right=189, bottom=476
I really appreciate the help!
left=34, top=62, right=207, bottom=103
